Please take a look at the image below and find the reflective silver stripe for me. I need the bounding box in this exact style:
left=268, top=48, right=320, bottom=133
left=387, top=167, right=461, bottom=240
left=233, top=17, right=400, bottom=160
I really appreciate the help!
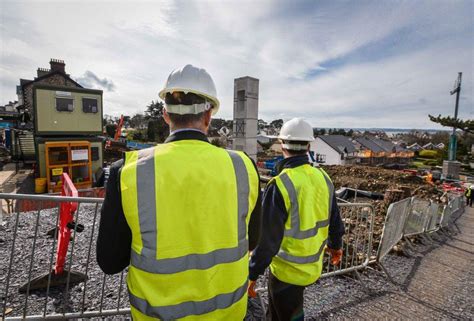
left=227, top=150, right=249, bottom=241
left=320, top=169, right=335, bottom=219
left=280, top=170, right=332, bottom=239
left=131, top=239, right=248, bottom=274
left=277, top=240, right=327, bottom=264
left=284, top=219, right=329, bottom=238
left=129, top=280, right=247, bottom=319
left=136, top=148, right=157, bottom=257
left=130, top=149, right=250, bottom=274
left=279, top=173, right=300, bottom=234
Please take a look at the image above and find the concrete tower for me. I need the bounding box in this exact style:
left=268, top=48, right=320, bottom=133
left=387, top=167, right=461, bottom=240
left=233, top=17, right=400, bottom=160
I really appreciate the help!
left=233, top=77, right=259, bottom=160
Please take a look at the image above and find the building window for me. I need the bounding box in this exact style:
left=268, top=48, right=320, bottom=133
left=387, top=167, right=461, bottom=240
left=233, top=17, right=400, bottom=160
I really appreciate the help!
left=56, top=98, right=74, bottom=112
left=82, top=98, right=98, bottom=113
left=316, top=153, right=326, bottom=163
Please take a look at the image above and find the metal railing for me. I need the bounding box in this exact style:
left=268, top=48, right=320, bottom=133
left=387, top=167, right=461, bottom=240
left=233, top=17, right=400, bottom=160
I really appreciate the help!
left=403, top=197, right=431, bottom=237
left=376, top=198, right=412, bottom=262
left=321, top=203, right=375, bottom=278
left=0, top=193, right=130, bottom=320
left=0, top=188, right=466, bottom=320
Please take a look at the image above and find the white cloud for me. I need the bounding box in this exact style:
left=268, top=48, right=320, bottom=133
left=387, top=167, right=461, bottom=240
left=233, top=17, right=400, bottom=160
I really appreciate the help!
left=0, top=0, right=472, bottom=129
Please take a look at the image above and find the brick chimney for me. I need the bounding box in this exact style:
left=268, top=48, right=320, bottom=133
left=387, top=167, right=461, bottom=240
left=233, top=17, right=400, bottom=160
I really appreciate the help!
left=50, top=58, right=66, bottom=73
left=37, top=67, right=51, bottom=77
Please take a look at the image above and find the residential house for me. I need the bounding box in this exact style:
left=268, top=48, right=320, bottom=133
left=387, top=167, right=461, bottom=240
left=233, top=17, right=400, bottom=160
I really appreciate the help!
left=407, top=143, right=423, bottom=151
left=311, top=135, right=357, bottom=165
left=353, top=137, right=386, bottom=165
left=422, top=142, right=436, bottom=150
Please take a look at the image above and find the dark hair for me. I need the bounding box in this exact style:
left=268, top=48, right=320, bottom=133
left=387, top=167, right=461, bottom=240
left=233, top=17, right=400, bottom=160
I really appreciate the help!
left=167, top=112, right=206, bottom=127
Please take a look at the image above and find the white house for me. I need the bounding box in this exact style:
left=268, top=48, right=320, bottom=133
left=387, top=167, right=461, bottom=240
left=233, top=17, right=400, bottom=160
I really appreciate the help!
left=310, top=135, right=357, bottom=165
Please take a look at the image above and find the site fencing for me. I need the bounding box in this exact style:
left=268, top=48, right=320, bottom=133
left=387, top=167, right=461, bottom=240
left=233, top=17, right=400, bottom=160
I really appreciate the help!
left=0, top=191, right=130, bottom=320
left=321, top=203, right=375, bottom=278
left=0, top=186, right=466, bottom=320
left=402, top=197, right=431, bottom=237
left=376, top=198, right=412, bottom=262
left=376, top=193, right=466, bottom=281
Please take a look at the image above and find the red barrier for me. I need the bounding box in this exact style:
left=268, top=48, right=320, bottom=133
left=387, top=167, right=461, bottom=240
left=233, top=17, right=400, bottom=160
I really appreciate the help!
left=54, top=173, right=78, bottom=274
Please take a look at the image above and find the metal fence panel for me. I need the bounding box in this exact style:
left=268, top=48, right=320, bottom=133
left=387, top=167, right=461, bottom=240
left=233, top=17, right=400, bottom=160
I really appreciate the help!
left=376, top=198, right=411, bottom=262
left=0, top=193, right=130, bottom=320
left=425, top=201, right=441, bottom=233
left=440, top=200, right=454, bottom=228
left=321, top=203, right=375, bottom=278
left=403, top=197, right=431, bottom=237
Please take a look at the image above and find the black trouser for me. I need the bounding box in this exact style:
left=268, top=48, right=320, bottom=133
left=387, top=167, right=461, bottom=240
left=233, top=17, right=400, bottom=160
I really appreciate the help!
left=267, top=272, right=305, bottom=321
left=469, top=197, right=473, bottom=207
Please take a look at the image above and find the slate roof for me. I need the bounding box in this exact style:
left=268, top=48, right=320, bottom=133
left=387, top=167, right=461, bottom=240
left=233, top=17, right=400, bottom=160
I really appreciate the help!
left=319, top=135, right=357, bottom=154
left=355, top=137, right=385, bottom=153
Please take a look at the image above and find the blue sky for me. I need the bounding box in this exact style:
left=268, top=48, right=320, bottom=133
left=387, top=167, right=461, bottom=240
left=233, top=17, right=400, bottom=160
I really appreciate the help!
left=0, top=0, right=472, bottom=129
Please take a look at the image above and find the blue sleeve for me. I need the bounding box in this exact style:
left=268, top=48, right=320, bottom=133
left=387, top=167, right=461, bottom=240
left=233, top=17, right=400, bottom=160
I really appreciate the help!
left=249, top=182, right=288, bottom=281
left=327, top=194, right=345, bottom=250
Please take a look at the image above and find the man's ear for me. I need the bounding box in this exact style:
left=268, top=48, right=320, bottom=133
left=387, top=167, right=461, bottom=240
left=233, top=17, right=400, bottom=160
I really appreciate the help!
left=204, top=109, right=212, bottom=128
left=163, top=109, right=171, bottom=125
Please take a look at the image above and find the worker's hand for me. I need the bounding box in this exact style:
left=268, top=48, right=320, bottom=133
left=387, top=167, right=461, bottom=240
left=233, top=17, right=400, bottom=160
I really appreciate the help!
left=248, top=280, right=257, bottom=298
left=325, top=247, right=343, bottom=266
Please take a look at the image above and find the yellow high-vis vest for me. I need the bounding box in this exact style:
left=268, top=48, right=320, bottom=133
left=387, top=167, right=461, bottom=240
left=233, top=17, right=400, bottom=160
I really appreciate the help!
left=120, top=140, right=259, bottom=320
left=269, top=164, right=334, bottom=286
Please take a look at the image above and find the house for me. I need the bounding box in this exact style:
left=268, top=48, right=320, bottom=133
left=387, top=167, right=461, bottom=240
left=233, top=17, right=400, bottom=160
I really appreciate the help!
left=353, top=137, right=386, bottom=164
left=422, top=142, right=436, bottom=150
left=311, top=135, right=357, bottom=165
left=407, top=143, right=423, bottom=151
left=435, top=143, right=445, bottom=150
left=353, top=137, right=413, bottom=165
left=14, top=59, right=104, bottom=190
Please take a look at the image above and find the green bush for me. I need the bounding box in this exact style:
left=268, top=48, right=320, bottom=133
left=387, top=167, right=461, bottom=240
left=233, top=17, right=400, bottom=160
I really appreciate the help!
left=419, top=150, right=439, bottom=159
left=423, top=159, right=438, bottom=166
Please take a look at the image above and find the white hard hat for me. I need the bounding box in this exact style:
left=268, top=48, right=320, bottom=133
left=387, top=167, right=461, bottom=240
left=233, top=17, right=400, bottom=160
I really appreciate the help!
left=278, top=118, right=314, bottom=150
left=159, top=64, right=220, bottom=115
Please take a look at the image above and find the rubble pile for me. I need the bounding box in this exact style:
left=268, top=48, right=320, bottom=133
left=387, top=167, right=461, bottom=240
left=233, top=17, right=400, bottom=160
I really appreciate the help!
left=322, top=165, right=445, bottom=255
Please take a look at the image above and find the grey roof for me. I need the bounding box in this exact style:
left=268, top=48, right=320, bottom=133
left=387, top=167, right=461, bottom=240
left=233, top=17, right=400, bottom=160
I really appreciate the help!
left=355, top=137, right=385, bottom=153
left=319, top=135, right=356, bottom=154
left=372, top=138, right=397, bottom=153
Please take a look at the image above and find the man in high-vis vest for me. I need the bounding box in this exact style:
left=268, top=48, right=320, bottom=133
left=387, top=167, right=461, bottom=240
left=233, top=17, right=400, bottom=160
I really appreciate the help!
left=248, top=118, right=345, bottom=321
left=97, top=64, right=261, bottom=320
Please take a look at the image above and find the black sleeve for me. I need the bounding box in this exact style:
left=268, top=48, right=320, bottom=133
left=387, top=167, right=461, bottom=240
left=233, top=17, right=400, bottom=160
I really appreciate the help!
left=327, top=193, right=345, bottom=250
left=248, top=182, right=288, bottom=281
left=246, top=155, right=262, bottom=252
left=96, top=159, right=132, bottom=274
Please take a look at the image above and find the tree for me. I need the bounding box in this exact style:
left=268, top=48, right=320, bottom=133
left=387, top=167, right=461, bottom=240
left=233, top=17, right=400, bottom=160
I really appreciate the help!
left=144, top=100, right=169, bottom=142
left=145, top=101, right=166, bottom=120
left=270, top=119, right=284, bottom=130
left=429, top=114, right=474, bottom=134
left=105, top=124, right=117, bottom=137
left=258, top=119, right=268, bottom=131
left=130, top=113, right=147, bottom=129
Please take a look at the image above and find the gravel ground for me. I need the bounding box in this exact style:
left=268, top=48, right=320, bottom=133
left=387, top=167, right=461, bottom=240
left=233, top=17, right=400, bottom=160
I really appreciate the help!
left=248, top=210, right=473, bottom=320
left=2, top=205, right=472, bottom=320
left=0, top=204, right=129, bottom=319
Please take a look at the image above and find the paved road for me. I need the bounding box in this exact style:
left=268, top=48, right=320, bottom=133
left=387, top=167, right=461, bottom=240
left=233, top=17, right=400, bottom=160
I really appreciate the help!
left=327, top=207, right=474, bottom=320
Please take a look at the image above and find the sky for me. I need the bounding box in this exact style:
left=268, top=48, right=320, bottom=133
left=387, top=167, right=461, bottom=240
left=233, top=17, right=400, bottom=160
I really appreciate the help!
left=0, top=0, right=473, bottom=129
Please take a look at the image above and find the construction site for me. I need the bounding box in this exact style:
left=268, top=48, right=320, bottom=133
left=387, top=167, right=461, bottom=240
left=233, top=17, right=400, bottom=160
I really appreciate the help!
left=0, top=55, right=471, bottom=320
left=1, top=1, right=474, bottom=319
